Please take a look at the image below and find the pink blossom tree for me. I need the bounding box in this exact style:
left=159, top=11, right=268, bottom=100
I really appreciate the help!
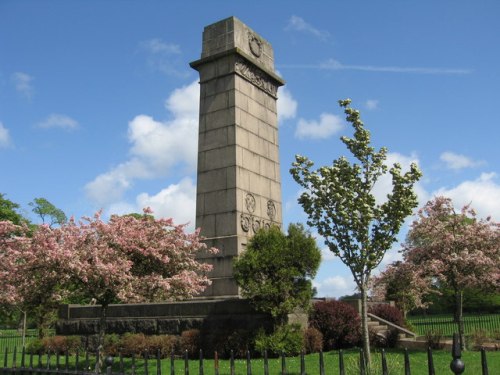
left=1, top=209, right=216, bottom=366
left=0, top=220, right=74, bottom=338
left=58, top=209, right=216, bottom=367
left=370, top=261, right=435, bottom=318
left=402, top=196, right=500, bottom=348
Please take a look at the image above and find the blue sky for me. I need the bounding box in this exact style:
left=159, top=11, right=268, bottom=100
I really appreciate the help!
left=1, top=1, right=499, bottom=298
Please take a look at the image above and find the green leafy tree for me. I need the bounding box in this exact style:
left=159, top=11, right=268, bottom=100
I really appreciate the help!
left=0, top=193, right=28, bottom=225
left=29, top=197, right=67, bottom=227
left=290, top=99, right=422, bottom=364
left=234, top=223, right=321, bottom=327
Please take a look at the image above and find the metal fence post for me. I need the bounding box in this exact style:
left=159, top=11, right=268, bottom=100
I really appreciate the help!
left=481, top=347, right=488, bottom=375
left=381, top=349, right=388, bottom=375
left=246, top=350, right=251, bottom=375
left=339, top=349, right=345, bottom=375
left=213, top=351, right=219, bottom=375
left=319, top=351, right=324, bottom=375
left=263, top=350, right=268, bottom=375
left=105, top=356, right=113, bottom=375
left=450, top=333, right=465, bottom=374
left=199, top=349, right=204, bottom=375
left=427, top=347, right=435, bottom=375
left=404, top=348, right=411, bottom=375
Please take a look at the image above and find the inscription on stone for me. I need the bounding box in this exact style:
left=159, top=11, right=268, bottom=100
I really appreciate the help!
left=235, top=58, right=278, bottom=97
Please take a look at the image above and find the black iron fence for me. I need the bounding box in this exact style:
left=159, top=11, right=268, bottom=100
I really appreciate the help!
left=0, top=334, right=492, bottom=375
left=407, top=313, right=500, bottom=336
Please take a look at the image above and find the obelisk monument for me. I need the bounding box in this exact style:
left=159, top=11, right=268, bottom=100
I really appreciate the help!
left=190, top=17, right=285, bottom=298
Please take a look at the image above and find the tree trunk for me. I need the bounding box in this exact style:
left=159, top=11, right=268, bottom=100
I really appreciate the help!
left=95, top=304, right=107, bottom=373
left=360, top=285, right=371, bottom=368
left=454, top=290, right=465, bottom=350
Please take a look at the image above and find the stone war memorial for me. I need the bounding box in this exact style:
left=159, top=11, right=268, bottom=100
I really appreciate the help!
left=56, top=17, right=305, bottom=339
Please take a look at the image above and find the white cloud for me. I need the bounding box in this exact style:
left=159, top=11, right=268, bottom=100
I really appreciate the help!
left=136, top=177, right=196, bottom=228
left=277, top=86, right=297, bottom=122
left=36, top=114, right=79, bottom=130
left=141, top=39, right=181, bottom=55
left=140, top=38, right=188, bottom=77
left=365, top=99, right=379, bottom=110
left=12, top=72, right=34, bottom=98
left=314, top=275, right=356, bottom=298
left=85, top=159, right=152, bottom=206
left=107, top=177, right=197, bottom=231
left=295, top=113, right=344, bottom=140
left=440, top=151, right=484, bottom=170
left=0, top=122, right=12, bottom=148
left=85, top=81, right=199, bottom=207
left=320, top=58, right=472, bottom=75
left=321, top=246, right=336, bottom=262
left=285, top=15, right=330, bottom=41
left=433, top=172, right=500, bottom=220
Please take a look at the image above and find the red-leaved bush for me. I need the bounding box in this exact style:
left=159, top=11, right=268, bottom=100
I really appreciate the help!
left=309, top=300, right=361, bottom=350
left=369, top=304, right=405, bottom=327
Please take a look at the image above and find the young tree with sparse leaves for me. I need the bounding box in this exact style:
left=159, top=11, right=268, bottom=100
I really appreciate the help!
left=234, top=223, right=321, bottom=328
left=402, top=196, right=500, bottom=349
left=290, top=99, right=422, bottom=364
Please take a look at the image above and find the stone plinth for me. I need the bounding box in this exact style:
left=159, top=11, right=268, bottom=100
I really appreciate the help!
left=191, top=17, right=285, bottom=298
left=56, top=299, right=273, bottom=336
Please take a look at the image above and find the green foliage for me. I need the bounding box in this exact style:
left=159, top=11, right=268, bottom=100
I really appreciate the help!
left=233, top=223, right=321, bottom=326
left=0, top=193, right=28, bottom=225
left=29, top=197, right=67, bottom=227
left=254, top=324, right=304, bottom=357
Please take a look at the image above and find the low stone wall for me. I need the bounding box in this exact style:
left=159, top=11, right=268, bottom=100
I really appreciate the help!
left=56, top=299, right=277, bottom=337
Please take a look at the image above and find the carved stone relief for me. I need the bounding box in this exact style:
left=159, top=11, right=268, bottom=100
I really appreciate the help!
left=240, top=195, right=278, bottom=234
left=235, top=58, right=278, bottom=98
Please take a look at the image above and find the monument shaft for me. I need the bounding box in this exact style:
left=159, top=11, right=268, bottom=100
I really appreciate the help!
left=191, top=17, right=285, bottom=298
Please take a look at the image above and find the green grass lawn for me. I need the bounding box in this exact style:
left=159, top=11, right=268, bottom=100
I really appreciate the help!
left=2, top=348, right=498, bottom=375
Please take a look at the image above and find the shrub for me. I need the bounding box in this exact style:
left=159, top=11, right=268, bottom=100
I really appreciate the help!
left=120, top=333, right=149, bottom=355
left=303, top=327, right=323, bottom=353
left=26, top=338, right=45, bottom=354
left=147, top=335, right=178, bottom=357
left=25, top=336, right=82, bottom=354
left=369, top=304, right=405, bottom=328
left=179, top=329, right=201, bottom=357
left=104, top=334, right=121, bottom=355
left=309, top=300, right=361, bottom=350
left=469, top=329, right=489, bottom=349
left=425, top=329, right=444, bottom=349
left=254, top=324, right=304, bottom=357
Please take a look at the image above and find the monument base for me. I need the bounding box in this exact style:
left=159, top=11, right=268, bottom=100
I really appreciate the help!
left=57, top=299, right=308, bottom=349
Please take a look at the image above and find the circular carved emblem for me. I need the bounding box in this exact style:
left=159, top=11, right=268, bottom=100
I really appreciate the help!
left=240, top=214, right=251, bottom=232
left=248, top=33, right=262, bottom=58
left=252, top=218, right=261, bottom=233
left=267, top=200, right=276, bottom=221
left=245, top=193, right=256, bottom=213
